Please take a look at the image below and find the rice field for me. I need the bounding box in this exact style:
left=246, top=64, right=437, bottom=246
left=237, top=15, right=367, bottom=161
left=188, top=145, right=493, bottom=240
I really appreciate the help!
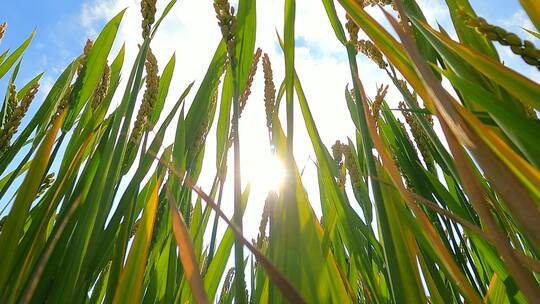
left=0, top=0, right=539, bottom=303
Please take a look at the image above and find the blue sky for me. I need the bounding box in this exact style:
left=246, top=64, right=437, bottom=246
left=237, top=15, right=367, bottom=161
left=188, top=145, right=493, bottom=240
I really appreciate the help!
left=1, top=1, right=87, bottom=86
left=1, top=0, right=538, bottom=235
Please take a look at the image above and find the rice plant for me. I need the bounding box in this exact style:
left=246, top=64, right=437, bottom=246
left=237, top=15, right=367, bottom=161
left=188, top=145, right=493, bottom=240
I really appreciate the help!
left=0, top=0, right=539, bottom=303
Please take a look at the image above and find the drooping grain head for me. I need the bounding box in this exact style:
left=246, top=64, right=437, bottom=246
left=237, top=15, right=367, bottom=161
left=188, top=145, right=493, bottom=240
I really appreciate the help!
left=141, top=0, right=157, bottom=39
left=357, top=0, right=395, bottom=10
left=460, top=10, right=540, bottom=70
left=398, top=101, right=434, bottom=171
left=357, top=40, right=387, bottom=69
left=345, top=14, right=359, bottom=46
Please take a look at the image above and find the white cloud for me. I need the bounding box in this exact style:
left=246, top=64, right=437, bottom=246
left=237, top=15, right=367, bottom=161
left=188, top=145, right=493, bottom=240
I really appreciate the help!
left=498, top=9, right=535, bottom=35
left=78, top=0, right=538, bottom=243
left=77, top=0, right=366, bottom=231
left=416, top=0, right=451, bottom=29
left=78, top=0, right=453, bottom=245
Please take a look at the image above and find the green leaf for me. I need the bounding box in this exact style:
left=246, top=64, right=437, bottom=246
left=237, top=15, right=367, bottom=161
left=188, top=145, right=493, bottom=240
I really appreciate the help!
left=284, top=0, right=296, bottom=150
left=64, top=9, right=125, bottom=128
left=523, top=27, right=540, bottom=39
left=0, top=31, right=35, bottom=79
left=0, top=108, right=65, bottom=292
left=519, top=0, right=540, bottom=31
left=1, top=59, right=23, bottom=128
left=321, top=0, right=347, bottom=45
left=410, top=17, right=540, bottom=110
left=113, top=176, right=161, bottom=304
left=204, top=185, right=250, bottom=301
left=216, top=67, right=233, bottom=169
left=149, top=53, right=176, bottom=126
left=442, top=0, right=499, bottom=60
left=185, top=42, right=226, bottom=152
left=438, top=67, right=540, bottom=167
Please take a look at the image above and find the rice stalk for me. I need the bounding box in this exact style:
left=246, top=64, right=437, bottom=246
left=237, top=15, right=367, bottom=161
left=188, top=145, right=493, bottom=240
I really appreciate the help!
left=0, top=1, right=538, bottom=303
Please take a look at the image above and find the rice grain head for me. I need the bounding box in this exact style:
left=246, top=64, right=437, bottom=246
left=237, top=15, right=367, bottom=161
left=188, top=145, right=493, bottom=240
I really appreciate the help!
left=525, top=106, right=538, bottom=119
left=0, top=22, right=7, bottom=40
left=345, top=14, right=359, bottom=46
left=399, top=101, right=434, bottom=171
left=131, top=48, right=160, bottom=144
left=0, top=82, right=39, bottom=153
left=357, top=40, right=387, bottom=69
left=218, top=268, right=236, bottom=304
left=357, top=0, right=395, bottom=9
left=78, top=39, right=93, bottom=75
left=141, top=0, right=157, bottom=38
left=257, top=191, right=276, bottom=248
left=214, top=0, right=238, bottom=66
left=343, top=144, right=361, bottom=191
left=262, top=53, right=276, bottom=133
left=460, top=10, right=540, bottom=70
left=4, top=84, right=18, bottom=126
left=51, top=85, right=71, bottom=125
left=394, top=119, right=416, bottom=190
left=331, top=140, right=345, bottom=166
left=371, top=84, right=388, bottom=126
left=239, top=48, right=262, bottom=117
left=192, top=81, right=219, bottom=153
left=91, top=64, right=111, bottom=111
left=37, top=173, right=55, bottom=197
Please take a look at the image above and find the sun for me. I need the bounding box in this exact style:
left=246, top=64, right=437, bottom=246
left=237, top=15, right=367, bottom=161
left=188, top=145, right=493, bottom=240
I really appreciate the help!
left=241, top=147, right=285, bottom=195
